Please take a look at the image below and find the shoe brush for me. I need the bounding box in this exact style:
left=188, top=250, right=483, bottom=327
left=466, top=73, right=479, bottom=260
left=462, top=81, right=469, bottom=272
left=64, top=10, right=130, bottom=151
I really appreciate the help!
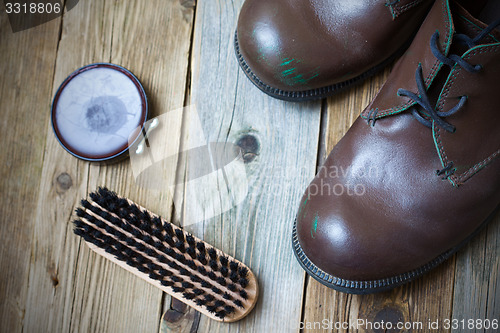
left=73, top=187, right=258, bottom=322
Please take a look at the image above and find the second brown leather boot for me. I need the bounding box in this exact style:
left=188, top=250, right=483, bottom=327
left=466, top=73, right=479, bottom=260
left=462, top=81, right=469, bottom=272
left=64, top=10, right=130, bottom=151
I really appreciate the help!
left=235, top=0, right=434, bottom=101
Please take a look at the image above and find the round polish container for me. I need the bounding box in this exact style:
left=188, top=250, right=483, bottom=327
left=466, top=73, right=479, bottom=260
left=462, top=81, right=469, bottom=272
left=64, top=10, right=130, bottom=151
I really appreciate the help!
left=51, top=63, right=148, bottom=162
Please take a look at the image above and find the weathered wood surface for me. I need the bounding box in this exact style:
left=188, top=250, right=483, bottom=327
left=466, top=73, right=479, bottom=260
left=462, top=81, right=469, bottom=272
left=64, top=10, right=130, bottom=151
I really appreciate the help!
left=160, top=0, right=321, bottom=331
left=0, top=6, right=61, bottom=333
left=0, top=1, right=498, bottom=333
left=1, top=1, right=193, bottom=332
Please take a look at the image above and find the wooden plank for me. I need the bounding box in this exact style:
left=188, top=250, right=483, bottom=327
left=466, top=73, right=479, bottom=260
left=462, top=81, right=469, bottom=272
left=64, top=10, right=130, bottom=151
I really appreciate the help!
left=88, top=2, right=195, bottom=332
left=22, top=1, right=194, bottom=332
left=302, top=261, right=456, bottom=332
left=0, top=8, right=61, bottom=333
left=451, top=214, right=500, bottom=333
left=160, top=0, right=322, bottom=331
left=22, top=1, right=115, bottom=331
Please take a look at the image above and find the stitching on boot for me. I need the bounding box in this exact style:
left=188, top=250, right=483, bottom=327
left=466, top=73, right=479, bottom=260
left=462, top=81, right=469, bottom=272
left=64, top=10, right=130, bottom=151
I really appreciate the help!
left=394, top=0, right=425, bottom=18
left=376, top=1, right=454, bottom=119
left=434, top=44, right=500, bottom=185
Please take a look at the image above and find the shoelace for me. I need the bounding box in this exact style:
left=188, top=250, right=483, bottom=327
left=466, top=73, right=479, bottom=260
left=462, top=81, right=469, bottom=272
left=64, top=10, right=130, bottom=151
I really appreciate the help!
left=397, top=18, right=500, bottom=178
left=398, top=18, right=500, bottom=133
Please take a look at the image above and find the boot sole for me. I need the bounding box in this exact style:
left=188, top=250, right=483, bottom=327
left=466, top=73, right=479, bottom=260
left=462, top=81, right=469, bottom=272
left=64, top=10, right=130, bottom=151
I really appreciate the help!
left=291, top=206, right=499, bottom=294
left=234, top=31, right=411, bottom=102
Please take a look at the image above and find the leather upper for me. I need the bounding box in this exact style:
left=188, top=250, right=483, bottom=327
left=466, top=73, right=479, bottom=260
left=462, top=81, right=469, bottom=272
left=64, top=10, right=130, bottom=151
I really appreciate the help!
left=237, top=0, right=434, bottom=92
left=296, top=0, right=500, bottom=281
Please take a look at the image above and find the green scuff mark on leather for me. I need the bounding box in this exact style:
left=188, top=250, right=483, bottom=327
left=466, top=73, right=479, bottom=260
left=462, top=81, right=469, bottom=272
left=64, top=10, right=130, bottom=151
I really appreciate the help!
left=279, top=58, right=301, bottom=82
left=281, top=67, right=296, bottom=77
left=252, top=29, right=281, bottom=65
left=291, top=72, right=319, bottom=85
left=311, top=213, right=319, bottom=239
left=278, top=57, right=320, bottom=87
left=257, top=46, right=276, bottom=64
left=280, top=58, right=295, bottom=67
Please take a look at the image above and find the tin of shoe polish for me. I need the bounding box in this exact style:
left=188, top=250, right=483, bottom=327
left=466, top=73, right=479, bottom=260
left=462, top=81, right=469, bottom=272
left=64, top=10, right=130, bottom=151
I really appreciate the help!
left=51, top=63, right=148, bottom=162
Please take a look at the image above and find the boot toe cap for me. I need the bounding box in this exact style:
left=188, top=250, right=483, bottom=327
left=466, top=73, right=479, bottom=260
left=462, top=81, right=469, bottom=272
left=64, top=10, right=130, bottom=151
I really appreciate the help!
left=236, top=2, right=324, bottom=92
left=295, top=177, right=430, bottom=282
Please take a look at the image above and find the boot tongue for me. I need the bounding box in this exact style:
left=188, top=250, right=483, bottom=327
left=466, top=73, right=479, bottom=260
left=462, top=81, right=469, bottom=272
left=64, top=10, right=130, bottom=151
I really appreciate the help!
left=451, top=1, right=500, bottom=44
left=362, top=0, right=498, bottom=121
left=453, top=9, right=483, bottom=40
left=448, top=4, right=486, bottom=57
left=426, top=4, right=499, bottom=108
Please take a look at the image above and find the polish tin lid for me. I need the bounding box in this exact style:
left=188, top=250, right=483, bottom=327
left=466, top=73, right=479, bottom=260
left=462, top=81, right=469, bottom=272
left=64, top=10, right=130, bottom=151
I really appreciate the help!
left=51, top=63, right=148, bottom=162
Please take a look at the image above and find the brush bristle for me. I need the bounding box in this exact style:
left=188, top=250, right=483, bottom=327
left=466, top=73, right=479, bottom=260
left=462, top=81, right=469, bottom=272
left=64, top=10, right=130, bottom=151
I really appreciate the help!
left=73, top=187, right=254, bottom=321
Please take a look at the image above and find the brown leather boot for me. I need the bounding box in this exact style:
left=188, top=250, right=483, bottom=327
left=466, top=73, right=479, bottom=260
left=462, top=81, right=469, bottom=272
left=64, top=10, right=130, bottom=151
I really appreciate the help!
left=235, top=0, right=434, bottom=101
left=293, top=0, right=500, bottom=293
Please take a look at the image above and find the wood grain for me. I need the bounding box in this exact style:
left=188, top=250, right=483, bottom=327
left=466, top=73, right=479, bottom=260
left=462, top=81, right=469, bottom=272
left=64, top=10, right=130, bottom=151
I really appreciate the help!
left=1, top=0, right=499, bottom=332
left=74, top=0, right=195, bottom=330
left=0, top=7, right=61, bottom=333
left=18, top=1, right=194, bottom=332
left=22, top=1, right=127, bottom=331
left=161, top=0, right=322, bottom=331
left=451, top=214, right=500, bottom=333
